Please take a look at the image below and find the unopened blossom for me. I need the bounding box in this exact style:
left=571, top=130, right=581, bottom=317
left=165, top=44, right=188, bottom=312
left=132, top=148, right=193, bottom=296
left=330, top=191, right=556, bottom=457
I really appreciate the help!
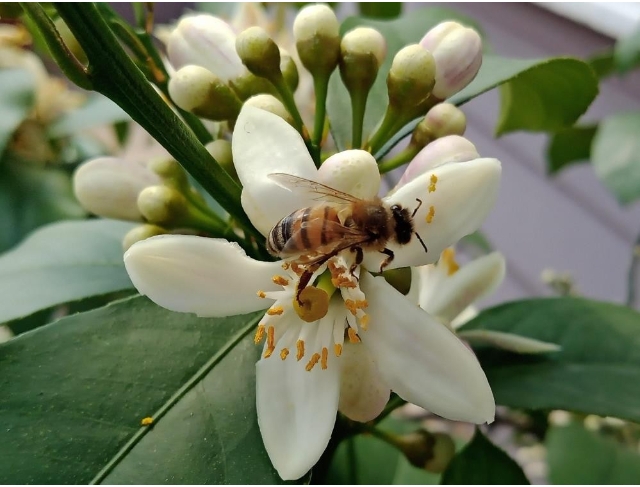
left=409, top=247, right=562, bottom=353
left=124, top=106, right=501, bottom=480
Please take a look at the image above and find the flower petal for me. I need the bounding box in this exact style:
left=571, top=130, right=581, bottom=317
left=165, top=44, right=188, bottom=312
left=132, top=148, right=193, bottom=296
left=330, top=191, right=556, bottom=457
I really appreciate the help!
left=338, top=342, right=390, bottom=422
left=256, top=355, right=340, bottom=480
left=364, top=158, right=501, bottom=271
left=233, top=106, right=318, bottom=233
left=359, top=272, right=495, bottom=424
left=124, top=235, right=282, bottom=316
left=419, top=252, right=506, bottom=324
left=459, top=330, right=561, bottom=354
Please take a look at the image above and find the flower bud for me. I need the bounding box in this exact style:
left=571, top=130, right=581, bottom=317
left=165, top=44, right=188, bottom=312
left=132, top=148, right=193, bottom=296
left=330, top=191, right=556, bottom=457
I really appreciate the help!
left=317, top=149, right=380, bottom=199
left=147, top=157, right=189, bottom=190
left=419, top=102, right=467, bottom=141
left=396, top=430, right=456, bottom=474
left=339, top=27, right=386, bottom=94
left=205, top=139, right=237, bottom=180
left=293, top=4, right=340, bottom=77
left=73, top=157, right=160, bottom=221
left=137, top=185, right=188, bottom=226
left=395, top=135, right=479, bottom=189
left=122, top=224, right=168, bottom=252
left=387, top=44, right=435, bottom=113
left=243, top=94, right=292, bottom=125
left=167, top=14, right=245, bottom=81
left=420, top=21, right=482, bottom=99
left=280, top=49, right=299, bottom=92
left=230, top=71, right=277, bottom=100
left=168, top=65, right=242, bottom=121
left=235, top=26, right=281, bottom=80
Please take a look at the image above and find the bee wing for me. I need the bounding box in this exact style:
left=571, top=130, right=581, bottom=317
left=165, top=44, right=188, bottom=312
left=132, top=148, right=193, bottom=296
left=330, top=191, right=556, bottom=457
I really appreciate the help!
left=268, top=173, right=363, bottom=203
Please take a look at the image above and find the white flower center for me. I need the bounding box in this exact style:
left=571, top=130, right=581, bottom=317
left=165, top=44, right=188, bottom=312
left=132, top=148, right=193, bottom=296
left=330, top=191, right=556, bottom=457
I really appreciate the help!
left=254, top=252, right=370, bottom=371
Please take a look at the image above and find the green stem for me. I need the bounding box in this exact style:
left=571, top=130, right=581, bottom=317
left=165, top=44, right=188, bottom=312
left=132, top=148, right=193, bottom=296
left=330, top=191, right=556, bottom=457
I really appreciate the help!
left=312, top=74, right=329, bottom=148
left=366, top=106, right=400, bottom=155
left=20, top=3, right=92, bottom=90
left=350, top=87, right=368, bottom=149
left=375, top=394, right=407, bottom=423
left=52, top=3, right=261, bottom=244
left=378, top=145, right=420, bottom=174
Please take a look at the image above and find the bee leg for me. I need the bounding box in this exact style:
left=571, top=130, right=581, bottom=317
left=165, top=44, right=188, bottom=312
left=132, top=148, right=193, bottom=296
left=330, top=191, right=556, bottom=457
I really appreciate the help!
left=349, top=246, right=364, bottom=275
left=378, top=248, right=395, bottom=272
left=412, top=198, right=423, bottom=218
left=295, top=268, right=315, bottom=304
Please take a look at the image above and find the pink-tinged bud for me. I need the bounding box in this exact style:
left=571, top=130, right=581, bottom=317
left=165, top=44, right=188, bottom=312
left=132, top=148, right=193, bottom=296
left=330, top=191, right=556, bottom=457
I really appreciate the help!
left=167, top=14, right=245, bottom=82
left=420, top=21, right=482, bottom=99
left=395, top=135, right=479, bottom=190
left=73, top=157, right=161, bottom=221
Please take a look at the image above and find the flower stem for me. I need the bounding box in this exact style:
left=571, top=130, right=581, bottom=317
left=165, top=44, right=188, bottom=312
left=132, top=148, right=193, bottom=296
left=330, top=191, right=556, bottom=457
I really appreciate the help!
left=20, top=3, right=92, bottom=90
left=51, top=2, right=261, bottom=244
left=350, top=86, right=367, bottom=149
left=366, top=106, right=400, bottom=155
left=375, top=393, right=407, bottom=423
left=378, top=144, right=421, bottom=174
left=312, top=74, right=329, bottom=149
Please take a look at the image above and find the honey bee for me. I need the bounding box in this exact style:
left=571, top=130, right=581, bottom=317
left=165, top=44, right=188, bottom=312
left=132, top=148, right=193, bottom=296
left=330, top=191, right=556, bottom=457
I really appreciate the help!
left=267, top=173, right=428, bottom=294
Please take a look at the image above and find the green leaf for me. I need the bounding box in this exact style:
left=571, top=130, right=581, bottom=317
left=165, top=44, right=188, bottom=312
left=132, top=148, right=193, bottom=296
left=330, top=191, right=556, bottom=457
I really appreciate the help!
left=48, top=93, right=131, bottom=138
left=358, top=3, right=403, bottom=19
left=547, top=422, right=640, bottom=484
left=0, top=162, right=86, bottom=252
left=328, top=418, right=441, bottom=484
left=0, top=296, right=283, bottom=484
left=546, top=125, right=597, bottom=174
left=441, top=429, right=529, bottom=484
left=592, top=111, right=640, bottom=205
left=614, top=25, right=640, bottom=74
left=459, top=297, right=640, bottom=423
left=490, top=57, right=599, bottom=136
left=327, top=7, right=481, bottom=151
left=588, top=51, right=616, bottom=79
left=0, top=219, right=135, bottom=325
left=0, top=68, right=35, bottom=156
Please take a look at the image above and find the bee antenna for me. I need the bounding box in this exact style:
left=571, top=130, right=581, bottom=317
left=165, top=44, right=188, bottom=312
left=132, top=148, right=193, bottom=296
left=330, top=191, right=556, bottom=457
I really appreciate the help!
left=415, top=231, right=428, bottom=253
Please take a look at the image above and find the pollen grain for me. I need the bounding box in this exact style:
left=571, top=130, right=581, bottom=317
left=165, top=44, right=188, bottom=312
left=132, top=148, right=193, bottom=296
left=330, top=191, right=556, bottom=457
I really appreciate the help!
left=429, top=174, right=438, bottom=193
left=426, top=205, right=435, bottom=223
left=305, top=353, right=321, bottom=371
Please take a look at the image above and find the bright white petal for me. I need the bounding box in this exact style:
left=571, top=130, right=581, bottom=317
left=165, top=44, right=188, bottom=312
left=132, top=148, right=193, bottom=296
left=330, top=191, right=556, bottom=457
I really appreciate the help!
left=423, top=252, right=506, bottom=324
left=124, top=235, right=282, bottom=316
left=359, top=272, right=495, bottom=424
left=459, top=330, right=562, bottom=354
left=256, top=356, right=340, bottom=480
left=364, top=158, right=501, bottom=271
left=233, top=106, right=318, bottom=232
left=338, top=342, right=390, bottom=422
left=451, top=305, right=479, bottom=329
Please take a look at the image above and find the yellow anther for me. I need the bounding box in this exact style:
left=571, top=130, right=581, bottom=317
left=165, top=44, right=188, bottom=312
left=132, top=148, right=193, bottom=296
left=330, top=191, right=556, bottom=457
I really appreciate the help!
left=305, top=353, right=321, bottom=371
left=296, top=339, right=305, bottom=361
left=267, top=326, right=275, bottom=348
left=441, top=247, right=460, bottom=276
left=334, top=343, right=343, bottom=357
left=272, top=275, right=289, bottom=286
left=426, top=205, right=435, bottom=223
left=256, top=290, right=267, bottom=298
left=254, top=324, right=266, bottom=344
left=345, top=299, right=358, bottom=315
left=321, top=347, right=329, bottom=370
left=356, top=299, right=369, bottom=309
left=429, top=174, right=438, bottom=193
left=281, top=261, right=291, bottom=270
left=360, top=314, right=370, bottom=330
left=267, top=306, right=284, bottom=316
left=140, top=416, right=154, bottom=426
left=263, top=347, right=274, bottom=358
left=280, top=348, right=290, bottom=360
left=348, top=327, right=361, bottom=343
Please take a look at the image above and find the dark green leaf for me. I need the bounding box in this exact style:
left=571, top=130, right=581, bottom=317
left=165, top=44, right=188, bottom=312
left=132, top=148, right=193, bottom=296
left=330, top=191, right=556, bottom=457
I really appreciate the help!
left=547, top=125, right=597, bottom=174
left=0, top=162, right=86, bottom=252
left=592, top=111, right=640, bottom=204
left=327, top=7, right=481, bottom=151
left=547, top=422, right=640, bottom=484
left=48, top=93, right=130, bottom=138
left=328, top=418, right=441, bottom=485
left=0, top=219, right=134, bottom=324
left=614, top=25, right=640, bottom=74
left=441, top=429, right=529, bottom=484
left=588, top=51, right=616, bottom=79
left=459, top=297, right=640, bottom=423
left=0, top=68, right=35, bottom=156
left=358, top=3, right=402, bottom=19
left=0, top=297, right=282, bottom=484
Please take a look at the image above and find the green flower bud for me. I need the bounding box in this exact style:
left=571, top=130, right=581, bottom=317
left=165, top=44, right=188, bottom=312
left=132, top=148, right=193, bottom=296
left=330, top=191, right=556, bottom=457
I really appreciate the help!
left=396, top=431, right=456, bottom=474
left=147, top=157, right=190, bottom=191
left=382, top=267, right=412, bottom=295
left=280, top=49, right=300, bottom=92
left=339, top=26, right=386, bottom=94
left=168, top=65, right=242, bottom=121
left=244, top=94, right=293, bottom=124
left=122, top=224, right=168, bottom=251
left=412, top=102, right=466, bottom=147
left=387, top=44, right=435, bottom=114
left=230, top=71, right=277, bottom=100
left=137, top=185, right=188, bottom=226
left=235, top=26, right=281, bottom=80
left=204, top=139, right=237, bottom=180
left=293, top=4, right=340, bottom=77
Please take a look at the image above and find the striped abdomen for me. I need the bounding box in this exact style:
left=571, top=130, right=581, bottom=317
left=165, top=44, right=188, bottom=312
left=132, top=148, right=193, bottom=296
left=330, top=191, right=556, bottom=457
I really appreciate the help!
left=267, top=205, right=343, bottom=257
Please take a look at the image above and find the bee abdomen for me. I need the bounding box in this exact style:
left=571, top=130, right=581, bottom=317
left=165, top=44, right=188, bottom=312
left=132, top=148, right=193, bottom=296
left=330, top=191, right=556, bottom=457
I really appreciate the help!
left=267, top=208, right=303, bottom=256
left=267, top=206, right=341, bottom=256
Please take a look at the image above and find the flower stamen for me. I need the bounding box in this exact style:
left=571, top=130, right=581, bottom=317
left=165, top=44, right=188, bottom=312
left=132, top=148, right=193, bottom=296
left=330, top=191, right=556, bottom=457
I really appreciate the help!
left=321, top=347, right=329, bottom=369
left=257, top=290, right=267, bottom=298
left=267, top=306, right=284, bottom=315
left=334, top=343, right=343, bottom=356
left=429, top=173, right=438, bottom=192
left=305, top=352, right=321, bottom=371
left=280, top=348, right=290, bottom=360
left=347, top=327, right=361, bottom=343
left=426, top=205, right=435, bottom=223
left=296, top=339, right=305, bottom=360
left=254, top=324, right=266, bottom=344
left=263, top=325, right=276, bottom=358
left=441, top=248, right=460, bottom=275
left=272, top=275, right=289, bottom=286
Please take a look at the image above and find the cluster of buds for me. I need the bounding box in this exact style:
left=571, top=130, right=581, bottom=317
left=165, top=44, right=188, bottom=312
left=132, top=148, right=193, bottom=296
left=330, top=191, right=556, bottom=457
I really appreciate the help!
left=73, top=153, right=233, bottom=250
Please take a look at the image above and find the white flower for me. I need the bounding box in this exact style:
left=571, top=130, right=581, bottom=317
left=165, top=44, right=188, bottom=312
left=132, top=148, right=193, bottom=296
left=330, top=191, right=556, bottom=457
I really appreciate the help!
left=409, top=247, right=562, bottom=353
left=124, top=106, right=501, bottom=480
